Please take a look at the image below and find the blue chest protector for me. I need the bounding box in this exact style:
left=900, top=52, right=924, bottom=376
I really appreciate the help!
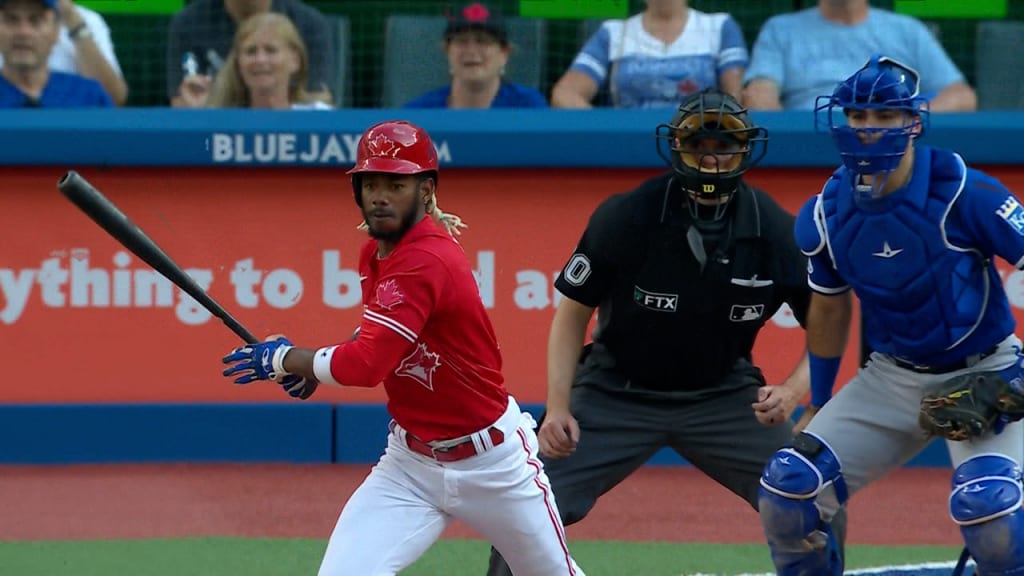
left=820, top=147, right=1014, bottom=365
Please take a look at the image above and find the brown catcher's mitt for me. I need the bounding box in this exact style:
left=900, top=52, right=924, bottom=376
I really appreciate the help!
left=919, top=371, right=1024, bottom=441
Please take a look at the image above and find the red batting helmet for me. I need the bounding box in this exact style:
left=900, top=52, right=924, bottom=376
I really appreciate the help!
left=348, top=120, right=439, bottom=204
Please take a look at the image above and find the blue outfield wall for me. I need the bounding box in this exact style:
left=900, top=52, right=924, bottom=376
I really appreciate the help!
left=0, top=404, right=334, bottom=464
left=0, top=403, right=953, bottom=467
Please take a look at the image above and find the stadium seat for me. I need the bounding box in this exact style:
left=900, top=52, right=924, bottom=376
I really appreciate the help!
left=326, top=14, right=353, bottom=108
left=975, top=20, right=1024, bottom=110
left=380, top=14, right=547, bottom=108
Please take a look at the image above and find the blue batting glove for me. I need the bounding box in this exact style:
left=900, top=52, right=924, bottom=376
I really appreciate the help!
left=222, top=337, right=294, bottom=384
left=279, top=374, right=319, bottom=400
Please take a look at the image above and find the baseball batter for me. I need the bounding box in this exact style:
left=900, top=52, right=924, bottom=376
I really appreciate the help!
left=758, top=55, right=1024, bottom=576
left=221, top=120, right=584, bottom=576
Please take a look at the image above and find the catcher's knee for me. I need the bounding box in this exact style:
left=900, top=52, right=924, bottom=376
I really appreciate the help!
left=758, top=432, right=846, bottom=576
left=950, top=453, right=1024, bottom=575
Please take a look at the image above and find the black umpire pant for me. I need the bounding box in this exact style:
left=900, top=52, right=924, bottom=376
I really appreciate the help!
left=486, top=371, right=847, bottom=575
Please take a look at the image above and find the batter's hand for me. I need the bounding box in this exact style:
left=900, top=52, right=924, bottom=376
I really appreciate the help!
left=753, top=384, right=801, bottom=426
left=222, top=336, right=294, bottom=384
left=278, top=374, right=318, bottom=400
left=538, top=410, right=579, bottom=459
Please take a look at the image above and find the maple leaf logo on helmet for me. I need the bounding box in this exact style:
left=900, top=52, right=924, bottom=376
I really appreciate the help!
left=396, top=343, right=442, bottom=390
left=366, top=133, right=399, bottom=158
left=375, top=279, right=405, bottom=311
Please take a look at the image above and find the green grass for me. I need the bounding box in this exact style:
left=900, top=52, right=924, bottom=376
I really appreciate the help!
left=0, top=538, right=964, bottom=576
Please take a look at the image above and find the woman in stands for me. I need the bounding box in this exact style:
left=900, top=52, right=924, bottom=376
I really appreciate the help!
left=551, top=0, right=748, bottom=108
left=178, top=12, right=331, bottom=110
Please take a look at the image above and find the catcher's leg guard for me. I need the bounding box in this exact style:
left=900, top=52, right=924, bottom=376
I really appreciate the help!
left=950, top=453, right=1024, bottom=576
left=758, top=432, right=847, bottom=576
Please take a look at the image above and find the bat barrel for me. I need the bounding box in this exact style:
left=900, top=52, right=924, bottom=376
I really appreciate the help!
left=56, top=170, right=260, bottom=345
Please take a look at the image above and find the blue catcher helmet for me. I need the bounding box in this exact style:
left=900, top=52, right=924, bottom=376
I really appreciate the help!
left=815, top=55, right=929, bottom=193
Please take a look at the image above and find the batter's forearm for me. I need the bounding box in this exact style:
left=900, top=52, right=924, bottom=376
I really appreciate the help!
left=282, top=348, right=318, bottom=381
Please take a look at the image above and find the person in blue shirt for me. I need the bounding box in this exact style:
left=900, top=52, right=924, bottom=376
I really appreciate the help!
left=0, top=0, right=112, bottom=107
left=743, top=0, right=976, bottom=112
left=758, top=55, right=1023, bottom=576
left=403, top=2, right=546, bottom=109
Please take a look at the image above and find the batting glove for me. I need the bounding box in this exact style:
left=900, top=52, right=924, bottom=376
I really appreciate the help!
left=222, top=337, right=293, bottom=384
left=278, top=374, right=318, bottom=400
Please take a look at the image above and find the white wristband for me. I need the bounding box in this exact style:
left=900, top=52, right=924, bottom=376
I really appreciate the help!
left=271, top=345, right=293, bottom=378
left=313, top=346, right=341, bottom=386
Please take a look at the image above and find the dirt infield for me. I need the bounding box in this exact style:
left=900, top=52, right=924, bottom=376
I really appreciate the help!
left=0, top=464, right=957, bottom=545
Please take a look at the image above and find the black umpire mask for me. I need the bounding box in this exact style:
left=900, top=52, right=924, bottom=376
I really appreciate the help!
left=656, top=88, right=769, bottom=221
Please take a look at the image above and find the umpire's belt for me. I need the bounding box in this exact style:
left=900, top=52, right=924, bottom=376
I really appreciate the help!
left=390, top=420, right=505, bottom=462
left=887, top=345, right=998, bottom=375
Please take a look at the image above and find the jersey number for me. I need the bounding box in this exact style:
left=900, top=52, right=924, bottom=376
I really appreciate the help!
left=563, top=254, right=592, bottom=286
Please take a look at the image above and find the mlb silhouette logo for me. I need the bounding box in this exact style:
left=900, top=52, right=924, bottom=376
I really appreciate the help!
left=729, top=304, right=764, bottom=322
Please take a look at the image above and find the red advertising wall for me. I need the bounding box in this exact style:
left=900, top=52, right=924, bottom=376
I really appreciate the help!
left=7, top=166, right=1024, bottom=404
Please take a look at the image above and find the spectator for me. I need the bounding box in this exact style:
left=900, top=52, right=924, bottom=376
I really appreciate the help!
left=167, top=0, right=333, bottom=107
left=0, top=0, right=112, bottom=107
left=743, top=0, right=976, bottom=112
left=551, top=0, right=747, bottom=108
left=404, top=2, right=546, bottom=109
left=0, top=0, right=127, bottom=105
left=177, top=13, right=329, bottom=109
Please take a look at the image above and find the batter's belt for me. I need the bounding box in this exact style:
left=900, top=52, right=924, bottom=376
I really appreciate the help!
left=390, top=421, right=505, bottom=462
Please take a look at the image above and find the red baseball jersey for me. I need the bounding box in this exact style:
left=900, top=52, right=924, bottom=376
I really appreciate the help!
left=313, top=216, right=509, bottom=441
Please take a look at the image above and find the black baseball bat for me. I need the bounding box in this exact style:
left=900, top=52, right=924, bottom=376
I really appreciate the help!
left=56, top=170, right=259, bottom=344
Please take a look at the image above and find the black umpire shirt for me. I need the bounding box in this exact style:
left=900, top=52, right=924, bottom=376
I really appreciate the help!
left=554, top=172, right=811, bottom=395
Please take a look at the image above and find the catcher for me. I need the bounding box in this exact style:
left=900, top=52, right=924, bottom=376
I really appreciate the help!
left=757, top=55, right=1024, bottom=576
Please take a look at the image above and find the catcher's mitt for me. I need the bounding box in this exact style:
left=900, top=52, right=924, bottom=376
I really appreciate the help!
left=919, top=371, right=1024, bottom=441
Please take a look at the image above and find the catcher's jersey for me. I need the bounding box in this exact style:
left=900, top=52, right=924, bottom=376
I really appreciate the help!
left=322, top=216, right=508, bottom=442
left=796, top=145, right=1024, bottom=365
left=555, top=172, right=811, bottom=390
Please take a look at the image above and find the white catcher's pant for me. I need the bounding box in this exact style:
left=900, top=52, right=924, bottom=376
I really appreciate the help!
left=317, top=396, right=585, bottom=576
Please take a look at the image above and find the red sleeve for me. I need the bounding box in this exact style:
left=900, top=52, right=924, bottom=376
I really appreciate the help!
left=314, top=248, right=449, bottom=387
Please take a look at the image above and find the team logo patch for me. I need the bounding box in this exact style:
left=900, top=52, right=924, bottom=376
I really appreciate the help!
left=375, top=279, right=404, bottom=311
left=729, top=304, right=765, bottom=322
left=996, top=196, right=1024, bottom=236
left=395, top=343, right=441, bottom=390
left=633, top=286, right=678, bottom=312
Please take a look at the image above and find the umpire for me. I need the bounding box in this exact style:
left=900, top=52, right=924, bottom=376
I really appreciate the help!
left=487, top=88, right=844, bottom=575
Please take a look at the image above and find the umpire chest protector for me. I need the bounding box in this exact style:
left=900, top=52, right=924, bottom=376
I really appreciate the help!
left=820, top=146, right=1004, bottom=363
left=595, top=178, right=787, bottom=389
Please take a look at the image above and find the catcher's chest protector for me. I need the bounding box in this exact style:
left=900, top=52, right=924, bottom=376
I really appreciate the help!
left=821, top=147, right=990, bottom=359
